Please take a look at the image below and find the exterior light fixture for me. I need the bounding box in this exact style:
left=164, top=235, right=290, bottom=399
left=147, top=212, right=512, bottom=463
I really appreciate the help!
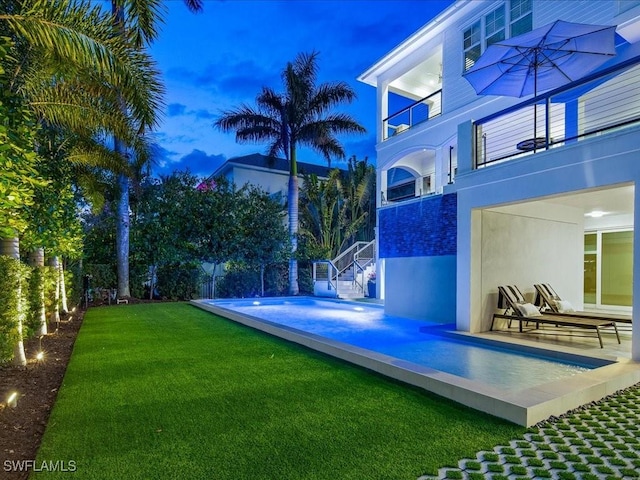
left=7, top=391, right=18, bottom=408
left=36, top=351, right=44, bottom=361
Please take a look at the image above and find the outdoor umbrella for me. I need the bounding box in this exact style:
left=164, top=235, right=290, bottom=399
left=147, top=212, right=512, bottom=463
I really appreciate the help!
left=463, top=20, right=617, bottom=149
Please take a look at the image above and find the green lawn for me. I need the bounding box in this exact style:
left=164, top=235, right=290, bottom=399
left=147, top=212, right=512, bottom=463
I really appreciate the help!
left=35, top=303, right=523, bottom=479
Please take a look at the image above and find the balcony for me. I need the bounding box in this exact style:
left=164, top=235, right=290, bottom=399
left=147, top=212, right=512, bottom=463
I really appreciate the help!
left=383, top=90, right=442, bottom=140
left=473, top=55, right=640, bottom=168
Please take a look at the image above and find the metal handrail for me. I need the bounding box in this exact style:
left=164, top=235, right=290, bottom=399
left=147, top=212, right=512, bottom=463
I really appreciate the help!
left=312, top=260, right=339, bottom=295
left=313, top=239, right=376, bottom=298
left=474, top=54, right=640, bottom=168
left=383, top=89, right=442, bottom=140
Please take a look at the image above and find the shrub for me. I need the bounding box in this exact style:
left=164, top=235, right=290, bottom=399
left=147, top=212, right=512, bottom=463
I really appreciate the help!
left=156, top=263, right=202, bottom=301
left=0, top=257, right=30, bottom=362
left=216, top=265, right=260, bottom=298
left=84, top=263, right=116, bottom=290
left=25, top=265, right=45, bottom=336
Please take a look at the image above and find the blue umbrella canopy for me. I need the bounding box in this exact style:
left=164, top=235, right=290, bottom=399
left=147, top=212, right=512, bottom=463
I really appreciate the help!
left=463, top=20, right=617, bottom=98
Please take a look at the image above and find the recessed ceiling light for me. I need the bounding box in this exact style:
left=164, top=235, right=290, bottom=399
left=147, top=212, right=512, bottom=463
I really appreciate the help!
left=585, top=210, right=606, bottom=218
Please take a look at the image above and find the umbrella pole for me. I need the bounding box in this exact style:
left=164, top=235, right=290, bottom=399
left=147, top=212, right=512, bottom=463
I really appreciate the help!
left=533, top=53, right=538, bottom=152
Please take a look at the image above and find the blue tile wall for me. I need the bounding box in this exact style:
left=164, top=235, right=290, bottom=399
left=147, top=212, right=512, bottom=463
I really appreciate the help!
left=379, top=193, right=457, bottom=258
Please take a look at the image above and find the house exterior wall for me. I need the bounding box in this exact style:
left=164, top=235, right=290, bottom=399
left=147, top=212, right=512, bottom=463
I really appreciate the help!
left=231, top=167, right=289, bottom=197
left=378, top=194, right=457, bottom=321
left=455, top=125, right=640, bottom=358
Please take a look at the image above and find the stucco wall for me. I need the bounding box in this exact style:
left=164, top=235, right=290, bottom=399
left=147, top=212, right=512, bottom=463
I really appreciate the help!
left=385, top=255, right=456, bottom=323
left=479, top=208, right=584, bottom=332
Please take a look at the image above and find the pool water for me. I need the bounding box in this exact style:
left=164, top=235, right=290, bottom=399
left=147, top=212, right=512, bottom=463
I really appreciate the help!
left=206, top=297, right=596, bottom=391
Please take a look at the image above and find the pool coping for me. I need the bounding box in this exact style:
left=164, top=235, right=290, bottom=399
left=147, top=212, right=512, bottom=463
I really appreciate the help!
left=190, top=298, right=640, bottom=426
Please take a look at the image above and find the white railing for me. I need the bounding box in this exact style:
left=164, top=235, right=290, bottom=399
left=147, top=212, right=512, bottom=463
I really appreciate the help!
left=474, top=56, right=640, bottom=168
left=312, top=240, right=376, bottom=298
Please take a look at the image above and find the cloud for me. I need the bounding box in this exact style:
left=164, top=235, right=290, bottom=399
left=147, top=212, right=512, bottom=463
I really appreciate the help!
left=151, top=147, right=227, bottom=178
left=167, top=103, right=186, bottom=117
left=165, top=103, right=216, bottom=121
left=166, top=58, right=280, bottom=101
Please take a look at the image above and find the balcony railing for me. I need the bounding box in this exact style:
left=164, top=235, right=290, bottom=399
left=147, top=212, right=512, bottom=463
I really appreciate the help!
left=473, top=55, right=640, bottom=168
left=383, top=90, right=442, bottom=140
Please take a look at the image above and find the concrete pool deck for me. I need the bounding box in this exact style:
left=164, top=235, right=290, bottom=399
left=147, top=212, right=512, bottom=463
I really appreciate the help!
left=190, top=299, right=640, bottom=427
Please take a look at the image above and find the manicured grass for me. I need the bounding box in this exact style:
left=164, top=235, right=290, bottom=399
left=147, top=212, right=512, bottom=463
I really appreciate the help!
left=35, top=303, right=523, bottom=479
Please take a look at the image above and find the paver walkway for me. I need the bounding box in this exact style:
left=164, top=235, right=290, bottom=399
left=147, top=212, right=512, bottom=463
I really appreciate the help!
left=419, top=383, right=640, bottom=480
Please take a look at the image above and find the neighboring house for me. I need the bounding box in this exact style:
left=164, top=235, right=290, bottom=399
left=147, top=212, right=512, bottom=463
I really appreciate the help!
left=204, top=153, right=338, bottom=202
left=358, top=0, right=640, bottom=359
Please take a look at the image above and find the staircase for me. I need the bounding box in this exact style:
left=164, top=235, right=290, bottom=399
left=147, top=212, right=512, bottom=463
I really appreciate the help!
left=312, top=241, right=375, bottom=299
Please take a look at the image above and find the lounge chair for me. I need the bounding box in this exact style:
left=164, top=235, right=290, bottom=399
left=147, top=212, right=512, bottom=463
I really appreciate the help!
left=491, top=285, right=620, bottom=348
left=534, top=283, right=632, bottom=324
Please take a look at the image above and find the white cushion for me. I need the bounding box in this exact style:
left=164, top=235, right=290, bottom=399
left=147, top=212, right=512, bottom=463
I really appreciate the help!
left=556, top=300, right=575, bottom=313
left=516, top=302, right=542, bottom=317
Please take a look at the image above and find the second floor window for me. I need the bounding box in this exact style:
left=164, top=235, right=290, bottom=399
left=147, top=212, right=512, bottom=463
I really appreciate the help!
left=463, top=0, right=532, bottom=72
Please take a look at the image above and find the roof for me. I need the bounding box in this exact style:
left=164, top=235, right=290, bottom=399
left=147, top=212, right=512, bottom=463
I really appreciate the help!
left=208, top=153, right=341, bottom=179
left=358, top=0, right=468, bottom=86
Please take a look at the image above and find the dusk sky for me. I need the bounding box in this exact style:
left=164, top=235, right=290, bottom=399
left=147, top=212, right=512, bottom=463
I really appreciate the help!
left=141, top=0, right=455, bottom=177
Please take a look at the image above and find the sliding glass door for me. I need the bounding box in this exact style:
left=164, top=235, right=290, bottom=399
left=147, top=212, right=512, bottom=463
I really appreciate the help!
left=584, top=230, right=633, bottom=309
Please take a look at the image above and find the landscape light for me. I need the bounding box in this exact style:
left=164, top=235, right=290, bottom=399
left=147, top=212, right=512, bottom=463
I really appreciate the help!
left=36, top=351, right=44, bottom=361
left=7, top=391, right=18, bottom=408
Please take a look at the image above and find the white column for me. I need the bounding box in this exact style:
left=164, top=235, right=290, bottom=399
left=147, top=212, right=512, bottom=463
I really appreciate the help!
left=632, top=187, right=640, bottom=360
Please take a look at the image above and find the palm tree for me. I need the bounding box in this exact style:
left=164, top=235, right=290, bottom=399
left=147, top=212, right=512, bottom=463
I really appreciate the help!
left=0, top=0, right=163, bottom=363
left=299, top=157, right=376, bottom=260
left=215, top=51, right=366, bottom=294
left=109, top=0, right=203, bottom=298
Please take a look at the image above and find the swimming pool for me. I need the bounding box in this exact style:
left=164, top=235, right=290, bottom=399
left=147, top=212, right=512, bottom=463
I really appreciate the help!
left=191, top=296, right=635, bottom=426
left=201, top=297, right=597, bottom=391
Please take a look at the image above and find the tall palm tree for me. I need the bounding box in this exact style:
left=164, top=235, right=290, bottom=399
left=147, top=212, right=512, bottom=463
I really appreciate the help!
left=109, top=0, right=203, bottom=298
left=215, top=51, right=366, bottom=294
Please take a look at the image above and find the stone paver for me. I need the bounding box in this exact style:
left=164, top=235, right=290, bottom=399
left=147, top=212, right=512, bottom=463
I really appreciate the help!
left=418, top=383, right=640, bottom=480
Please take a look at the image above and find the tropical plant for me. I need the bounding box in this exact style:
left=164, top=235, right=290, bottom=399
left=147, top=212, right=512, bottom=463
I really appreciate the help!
left=215, top=51, right=366, bottom=295
left=299, top=156, right=376, bottom=259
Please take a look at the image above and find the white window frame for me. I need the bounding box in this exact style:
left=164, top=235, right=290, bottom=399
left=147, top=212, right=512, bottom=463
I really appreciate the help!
left=463, top=0, right=532, bottom=72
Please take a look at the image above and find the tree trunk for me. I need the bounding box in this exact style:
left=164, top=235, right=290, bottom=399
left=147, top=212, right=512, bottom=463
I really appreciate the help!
left=112, top=1, right=131, bottom=299
left=116, top=171, right=131, bottom=298
left=48, top=256, right=60, bottom=328
left=59, top=259, right=69, bottom=314
left=1, top=237, right=26, bottom=366
left=260, top=264, right=265, bottom=297
left=27, top=248, right=47, bottom=336
left=149, top=265, right=156, bottom=300
left=288, top=174, right=299, bottom=295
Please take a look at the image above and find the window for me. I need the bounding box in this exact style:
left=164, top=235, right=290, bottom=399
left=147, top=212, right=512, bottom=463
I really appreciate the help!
left=463, top=21, right=481, bottom=72
left=617, top=0, right=640, bottom=15
left=510, top=0, right=532, bottom=37
left=485, top=6, right=505, bottom=47
left=463, top=0, right=532, bottom=71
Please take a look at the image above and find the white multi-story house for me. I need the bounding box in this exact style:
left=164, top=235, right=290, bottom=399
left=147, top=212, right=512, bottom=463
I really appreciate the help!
left=359, top=0, right=640, bottom=360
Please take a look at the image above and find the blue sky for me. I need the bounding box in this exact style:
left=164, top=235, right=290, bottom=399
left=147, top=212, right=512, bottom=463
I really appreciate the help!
left=146, top=0, right=455, bottom=177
